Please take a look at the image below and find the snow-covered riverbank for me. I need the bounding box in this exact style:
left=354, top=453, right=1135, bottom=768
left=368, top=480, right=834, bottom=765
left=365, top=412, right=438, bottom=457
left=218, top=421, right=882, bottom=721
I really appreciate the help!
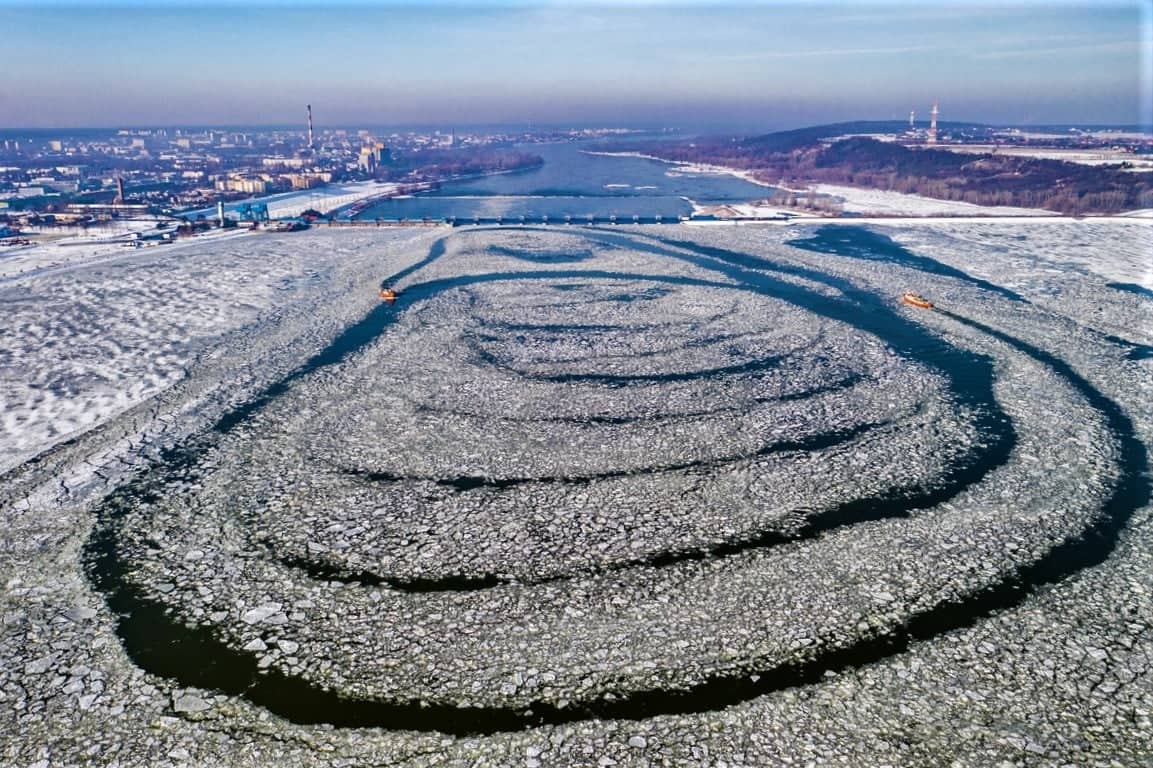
left=586, top=149, right=1139, bottom=219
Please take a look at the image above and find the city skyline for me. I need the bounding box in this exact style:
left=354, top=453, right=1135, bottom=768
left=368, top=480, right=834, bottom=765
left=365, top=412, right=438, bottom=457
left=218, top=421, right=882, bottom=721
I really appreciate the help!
left=1, top=0, right=1150, bottom=131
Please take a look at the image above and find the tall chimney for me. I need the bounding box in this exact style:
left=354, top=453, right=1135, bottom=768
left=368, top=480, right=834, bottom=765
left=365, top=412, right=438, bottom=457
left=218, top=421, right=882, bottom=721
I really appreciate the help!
left=929, top=102, right=939, bottom=144
left=115, top=176, right=125, bottom=205
left=307, top=104, right=315, bottom=150
left=217, top=201, right=225, bottom=227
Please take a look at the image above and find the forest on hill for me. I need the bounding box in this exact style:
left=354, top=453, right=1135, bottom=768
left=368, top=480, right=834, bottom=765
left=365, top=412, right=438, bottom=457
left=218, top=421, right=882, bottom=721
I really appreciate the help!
left=623, top=128, right=1153, bottom=214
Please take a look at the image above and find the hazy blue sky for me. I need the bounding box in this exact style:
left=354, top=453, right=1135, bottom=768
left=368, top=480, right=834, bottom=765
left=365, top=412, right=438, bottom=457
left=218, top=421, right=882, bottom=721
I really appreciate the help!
left=1, top=1, right=1149, bottom=130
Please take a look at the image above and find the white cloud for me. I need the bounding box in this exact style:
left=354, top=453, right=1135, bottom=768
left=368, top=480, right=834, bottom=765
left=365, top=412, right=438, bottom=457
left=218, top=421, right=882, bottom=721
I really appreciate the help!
left=972, top=39, right=1141, bottom=60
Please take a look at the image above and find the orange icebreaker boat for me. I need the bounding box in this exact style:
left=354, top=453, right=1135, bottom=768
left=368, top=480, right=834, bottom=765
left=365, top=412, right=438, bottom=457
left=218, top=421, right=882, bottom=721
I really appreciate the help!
left=901, top=292, right=933, bottom=309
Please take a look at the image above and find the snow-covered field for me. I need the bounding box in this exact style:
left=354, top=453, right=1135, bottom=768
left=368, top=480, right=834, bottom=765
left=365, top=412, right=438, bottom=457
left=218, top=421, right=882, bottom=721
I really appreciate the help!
left=1, top=222, right=1150, bottom=767
left=813, top=183, right=1058, bottom=217
left=181, top=180, right=398, bottom=220
left=0, top=227, right=434, bottom=473
left=0, top=226, right=244, bottom=281
left=938, top=144, right=1153, bottom=171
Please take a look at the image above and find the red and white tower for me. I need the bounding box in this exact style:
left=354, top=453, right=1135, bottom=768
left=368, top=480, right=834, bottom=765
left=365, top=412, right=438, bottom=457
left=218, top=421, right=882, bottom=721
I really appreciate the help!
left=928, top=101, right=939, bottom=144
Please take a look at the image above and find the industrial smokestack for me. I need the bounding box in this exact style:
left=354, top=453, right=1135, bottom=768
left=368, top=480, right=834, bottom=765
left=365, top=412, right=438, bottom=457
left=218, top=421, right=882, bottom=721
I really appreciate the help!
left=217, top=201, right=225, bottom=227
left=929, top=101, right=939, bottom=144
left=307, top=104, right=315, bottom=150
left=115, top=176, right=125, bottom=205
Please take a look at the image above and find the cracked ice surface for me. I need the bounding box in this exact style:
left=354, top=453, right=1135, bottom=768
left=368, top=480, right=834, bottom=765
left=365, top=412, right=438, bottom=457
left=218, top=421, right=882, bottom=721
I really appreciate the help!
left=2, top=223, right=1152, bottom=767
left=113, top=227, right=1114, bottom=712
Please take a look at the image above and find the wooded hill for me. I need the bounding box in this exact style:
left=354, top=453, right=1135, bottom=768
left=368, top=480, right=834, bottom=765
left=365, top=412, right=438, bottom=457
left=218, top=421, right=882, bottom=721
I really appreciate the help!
left=623, top=124, right=1153, bottom=214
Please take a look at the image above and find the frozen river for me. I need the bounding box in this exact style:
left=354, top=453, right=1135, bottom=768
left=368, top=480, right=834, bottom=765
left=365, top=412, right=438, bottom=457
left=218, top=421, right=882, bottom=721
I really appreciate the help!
left=352, top=141, right=776, bottom=222
left=1, top=221, right=1151, bottom=766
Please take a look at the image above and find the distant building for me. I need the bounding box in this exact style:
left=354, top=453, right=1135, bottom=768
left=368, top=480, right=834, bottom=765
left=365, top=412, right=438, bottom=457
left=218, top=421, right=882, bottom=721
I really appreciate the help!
left=215, top=177, right=268, bottom=194
left=30, top=177, right=77, bottom=193
left=357, top=142, right=388, bottom=172
left=285, top=173, right=326, bottom=190
left=262, top=157, right=308, bottom=169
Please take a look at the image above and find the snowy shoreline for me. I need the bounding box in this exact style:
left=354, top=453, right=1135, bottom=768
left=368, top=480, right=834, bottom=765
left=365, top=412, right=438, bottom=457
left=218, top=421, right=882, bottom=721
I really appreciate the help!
left=585, top=149, right=1153, bottom=220
left=583, top=149, right=780, bottom=191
